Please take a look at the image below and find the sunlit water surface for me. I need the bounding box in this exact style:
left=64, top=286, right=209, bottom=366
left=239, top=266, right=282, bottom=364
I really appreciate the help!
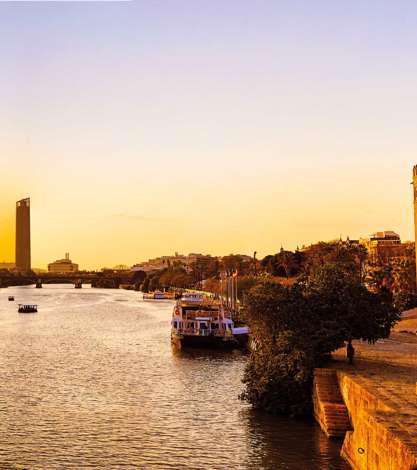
left=0, top=285, right=350, bottom=469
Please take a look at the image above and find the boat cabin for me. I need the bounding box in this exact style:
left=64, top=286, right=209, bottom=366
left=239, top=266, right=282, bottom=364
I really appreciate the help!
left=172, top=292, right=232, bottom=337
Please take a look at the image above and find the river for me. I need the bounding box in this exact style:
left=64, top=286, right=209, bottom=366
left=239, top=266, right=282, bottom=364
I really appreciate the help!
left=0, top=285, right=349, bottom=469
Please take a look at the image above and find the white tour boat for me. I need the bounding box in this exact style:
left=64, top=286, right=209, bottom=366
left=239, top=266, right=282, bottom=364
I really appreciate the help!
left=171, top=292, right=248, bottom=349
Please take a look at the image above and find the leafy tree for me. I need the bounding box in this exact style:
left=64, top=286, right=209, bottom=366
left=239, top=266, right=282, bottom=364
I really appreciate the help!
left=141, top=276, right=150, bottom=292
left=236, top=275, right=259, bottom=301
left=241, top=265, right=399, bottom=415
left=390, top=258, right=416, bottom=295
left=241, top=330, right=314, bottom=415
left=304, top=264, right=399, bottom=347
left=393, top=292, right=417, bottom=312
left=203, top=277, right=220, bottom=294
left=148, top=275, right=160, bottom=292
left=221, top=255, right=252, bottom=275
left=132, top=270, right=146, bottom=284
left=302, top=241, right=367, bottom=280
left=364, top=264, right=393, bottom=292
left=260, top=255, right=276, bottom=274
left=241, top=280, right=315, bottom=415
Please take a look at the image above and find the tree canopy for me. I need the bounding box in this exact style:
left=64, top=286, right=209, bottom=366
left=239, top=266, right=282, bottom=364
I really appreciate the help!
left=241, top=264, right=399, bottom=415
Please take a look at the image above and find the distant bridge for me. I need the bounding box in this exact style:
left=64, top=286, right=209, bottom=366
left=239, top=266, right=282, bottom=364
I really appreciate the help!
left=0, top=271, right=141, bottom=289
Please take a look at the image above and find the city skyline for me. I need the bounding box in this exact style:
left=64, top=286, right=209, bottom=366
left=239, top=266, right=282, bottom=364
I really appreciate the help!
left=1, top=192, right=414, bottom=271
left=2, top=2, right=417, bottom=269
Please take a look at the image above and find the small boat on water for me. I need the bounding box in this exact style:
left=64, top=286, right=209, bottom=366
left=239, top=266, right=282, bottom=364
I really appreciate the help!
left=18, top=304, right=38, bottom=313
left=8, top=296, right=15, bottom=301
left=171, top=292, right=249, bottom=349
left=143, top=291, right=175, bottom=300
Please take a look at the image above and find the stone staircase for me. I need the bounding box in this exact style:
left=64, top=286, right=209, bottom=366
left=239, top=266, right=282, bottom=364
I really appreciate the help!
left=313, top=368, right=351, bottom=438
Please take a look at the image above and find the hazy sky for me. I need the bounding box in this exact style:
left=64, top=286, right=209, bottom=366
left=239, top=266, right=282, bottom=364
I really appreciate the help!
left=1, top=1, right=417, bottom=269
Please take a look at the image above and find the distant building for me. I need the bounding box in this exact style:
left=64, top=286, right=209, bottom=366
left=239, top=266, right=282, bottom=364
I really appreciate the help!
left=15, top=198, right=31, bottom=272
left=48, top=253, right=79, bottom=273
left=132, top=252, right=215, bottom=273
left=0, top=262, right=15, bottom=270
left=360, top=231, right=411, bottom=263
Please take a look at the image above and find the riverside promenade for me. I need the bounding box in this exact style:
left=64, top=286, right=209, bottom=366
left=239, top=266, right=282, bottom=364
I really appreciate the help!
left=328, top=309, right=417, bottom=470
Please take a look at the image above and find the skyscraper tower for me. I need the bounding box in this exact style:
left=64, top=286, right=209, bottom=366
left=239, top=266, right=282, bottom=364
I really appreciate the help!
left=15, top=198, right=31, bottom=272
left=413, top=167, right=417, bottom=286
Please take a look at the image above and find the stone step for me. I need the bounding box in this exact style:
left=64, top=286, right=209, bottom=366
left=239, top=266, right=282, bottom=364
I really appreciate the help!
left=313, top=368, right=351, bottom=438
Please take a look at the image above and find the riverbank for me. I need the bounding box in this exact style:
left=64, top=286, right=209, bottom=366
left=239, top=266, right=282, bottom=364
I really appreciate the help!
left=324, top=310, right=417, bottom=469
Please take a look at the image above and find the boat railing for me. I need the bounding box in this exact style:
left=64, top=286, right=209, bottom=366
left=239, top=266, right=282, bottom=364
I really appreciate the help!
left=179, top=298, right=220, bottom=306
left=176, top=327, right=228, bottom=337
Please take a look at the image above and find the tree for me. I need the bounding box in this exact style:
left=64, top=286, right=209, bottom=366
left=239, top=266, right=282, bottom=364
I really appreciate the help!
left=393, top=291, right=417, bottom=312
left=241, top=264, right=399, bottom=415
left=141, top=276, right=150, bottom=292
left=364, top=264, right=393, bottom=292
left=301, top=241, right=368, bottom=282
left=241, top=280, right=314, bottom=415
left=132, top=270, right=146, bottom=284
left=390, top=258, right=416, bottom=295
left=148, top=275, right=160, bottom=292
left=304, top=264, right=399, bottom=348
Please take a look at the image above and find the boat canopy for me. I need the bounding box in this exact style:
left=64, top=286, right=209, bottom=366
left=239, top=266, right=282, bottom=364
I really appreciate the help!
left=181, top=292, right=204, bottom=301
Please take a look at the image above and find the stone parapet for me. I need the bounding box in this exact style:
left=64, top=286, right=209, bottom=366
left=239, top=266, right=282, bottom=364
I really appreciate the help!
left=337, top=371, right=417, bottom=470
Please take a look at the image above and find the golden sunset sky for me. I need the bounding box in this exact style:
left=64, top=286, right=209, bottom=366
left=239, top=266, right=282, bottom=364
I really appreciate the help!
left=1, top=2, right=417, bottom=269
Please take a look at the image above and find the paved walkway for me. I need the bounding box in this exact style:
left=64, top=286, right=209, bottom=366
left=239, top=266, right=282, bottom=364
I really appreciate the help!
left=332, top=311, right=417, bottom=452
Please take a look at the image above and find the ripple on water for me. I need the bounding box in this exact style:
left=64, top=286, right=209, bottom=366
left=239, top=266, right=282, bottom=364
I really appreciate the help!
left=0, top=285, right=350, bottom=469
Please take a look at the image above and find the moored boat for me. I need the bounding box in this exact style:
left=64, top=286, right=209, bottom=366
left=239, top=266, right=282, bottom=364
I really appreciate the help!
left=18, top=304, right=38, bottom=313
left=171, top=291, right=248, bottom=349
left=143, top=291, right=175, bottom=300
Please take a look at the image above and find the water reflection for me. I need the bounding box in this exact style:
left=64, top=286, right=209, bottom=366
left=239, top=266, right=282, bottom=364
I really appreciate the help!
left=242, top=409, right=349, bottom=469
left=0, top=285, right=349, bottom=469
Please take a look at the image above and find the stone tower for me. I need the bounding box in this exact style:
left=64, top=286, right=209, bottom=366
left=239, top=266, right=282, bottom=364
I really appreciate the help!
left=413, top=167, right=417, bottom=286
left=15, top=197, right=31, bottom=272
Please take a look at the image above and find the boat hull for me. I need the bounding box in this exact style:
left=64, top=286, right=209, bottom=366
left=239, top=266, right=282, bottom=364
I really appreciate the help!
left=171, top=333, right=239, bottom=349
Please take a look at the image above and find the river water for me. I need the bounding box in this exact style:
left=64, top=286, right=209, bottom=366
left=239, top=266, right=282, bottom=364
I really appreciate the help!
left=0, top=285, right=349, bottom=469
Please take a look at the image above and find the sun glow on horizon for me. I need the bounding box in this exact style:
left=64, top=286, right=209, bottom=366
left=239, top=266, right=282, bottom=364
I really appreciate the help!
left=1, top=2, right=417, bottom=269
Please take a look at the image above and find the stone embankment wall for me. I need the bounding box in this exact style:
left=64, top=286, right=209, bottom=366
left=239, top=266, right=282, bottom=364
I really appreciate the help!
left=337, top=371, right=417, bottom=470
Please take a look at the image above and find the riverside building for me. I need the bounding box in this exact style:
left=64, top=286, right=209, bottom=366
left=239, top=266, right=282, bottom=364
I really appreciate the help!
left=48, top=253, right=79, bottom=273
left=360, top=231, right=412, bottom=263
